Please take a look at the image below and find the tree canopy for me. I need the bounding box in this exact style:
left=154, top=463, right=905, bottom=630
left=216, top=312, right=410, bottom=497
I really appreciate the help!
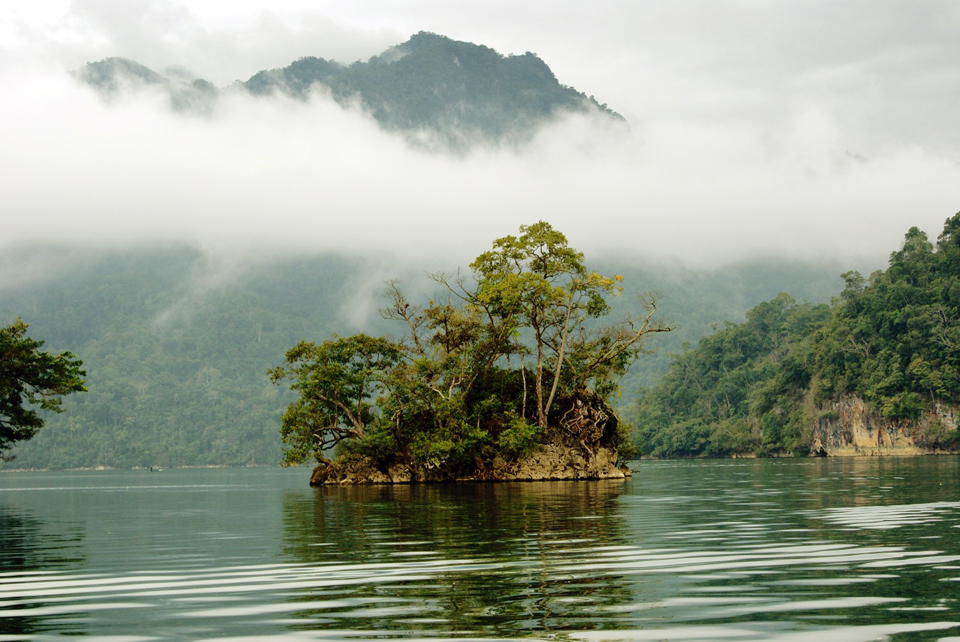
left=271, top=222, right=670, bottom=476
left=0, top=246, right=841, bottom=471
left=0, top=319, right=86, bottom=459
left=633, top=212, right=960, bottom=457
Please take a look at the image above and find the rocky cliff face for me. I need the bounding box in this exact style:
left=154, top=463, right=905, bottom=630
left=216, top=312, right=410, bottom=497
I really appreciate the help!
left=811, top=397, right=959, bottom=456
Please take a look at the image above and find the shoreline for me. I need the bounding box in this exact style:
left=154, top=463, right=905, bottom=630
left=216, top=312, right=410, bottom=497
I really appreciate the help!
left=3, top=450, right=958, bottom=474
left=0, top=463, right=286, bottom=473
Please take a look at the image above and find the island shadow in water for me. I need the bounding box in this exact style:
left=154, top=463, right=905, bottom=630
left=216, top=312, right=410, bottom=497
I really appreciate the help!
left=281, top=480, right=638, bottom=635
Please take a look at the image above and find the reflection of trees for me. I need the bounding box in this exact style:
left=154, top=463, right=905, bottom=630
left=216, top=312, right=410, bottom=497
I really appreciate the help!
left=0, top=503, right=85, bottom=636
left=281, top=480, right=636, bottom=635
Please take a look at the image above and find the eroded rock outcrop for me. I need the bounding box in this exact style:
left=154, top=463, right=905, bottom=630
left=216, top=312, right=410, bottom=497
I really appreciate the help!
left=811, top=396, right=959, bottom=456
left=309, top=443, right=630, bottom=485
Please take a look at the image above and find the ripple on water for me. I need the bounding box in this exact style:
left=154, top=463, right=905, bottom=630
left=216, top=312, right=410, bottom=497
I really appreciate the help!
left=2, top=460, right=960, bottom=639
left=804, top=501, right=960, bottom=530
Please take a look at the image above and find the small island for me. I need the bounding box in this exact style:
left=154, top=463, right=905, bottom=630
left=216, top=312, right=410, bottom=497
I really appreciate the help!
left=270, top=222, right=670, bottom=484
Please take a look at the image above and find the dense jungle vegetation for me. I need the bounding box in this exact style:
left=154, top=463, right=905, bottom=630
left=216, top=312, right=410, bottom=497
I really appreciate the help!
left=0, top=244, right=842, bottom=470
left=632, top=213, right=960, bottom=458
left=270, top=222, right=670, bottom=476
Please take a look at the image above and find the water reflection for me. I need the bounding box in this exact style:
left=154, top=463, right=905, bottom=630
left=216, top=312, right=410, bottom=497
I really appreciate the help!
left=0, top=502, right=85, bottom=636
left=284, top=481, right=628, bottom=559
left=0, top=460, right=959, bottom=640
left=276, top=466, right=960, bottom=639
left=602, top=459, right=960, bottom=639
left=281, top=481, right=636, bottom=635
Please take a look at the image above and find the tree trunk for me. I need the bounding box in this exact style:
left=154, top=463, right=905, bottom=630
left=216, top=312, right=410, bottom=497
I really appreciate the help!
left=534, top=324, right=546, bottom=428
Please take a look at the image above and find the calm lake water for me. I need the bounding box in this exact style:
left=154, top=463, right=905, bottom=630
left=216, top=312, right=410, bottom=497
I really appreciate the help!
left=2, top=457, right=960, bottom=641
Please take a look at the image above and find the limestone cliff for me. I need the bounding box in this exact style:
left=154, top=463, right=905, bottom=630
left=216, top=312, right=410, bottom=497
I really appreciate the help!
left=811, top=397, right=959, bottom=456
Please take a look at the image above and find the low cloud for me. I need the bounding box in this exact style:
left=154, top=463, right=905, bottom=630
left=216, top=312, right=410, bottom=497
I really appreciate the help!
left=2, top=0, right=959, bottom=271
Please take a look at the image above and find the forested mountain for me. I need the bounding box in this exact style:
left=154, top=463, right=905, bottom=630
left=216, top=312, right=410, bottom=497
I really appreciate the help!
left=0, top=247, right=843, bottom=470
left=75, top=32, right=622, bottom=147
left=0, top=249, right=393, bottom=469
left=633, top=213, right=960, bottom=458
left=74, top=57, right=219, bottom=113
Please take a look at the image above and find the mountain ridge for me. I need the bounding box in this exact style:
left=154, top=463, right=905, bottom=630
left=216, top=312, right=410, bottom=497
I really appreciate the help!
left=75, top=32, right=624, bottom=148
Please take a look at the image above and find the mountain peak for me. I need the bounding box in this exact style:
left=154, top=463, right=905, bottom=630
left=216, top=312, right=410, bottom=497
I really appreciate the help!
left=75, top=33, right=624, bottom=148
left=75, top=57, right=165, bottom=93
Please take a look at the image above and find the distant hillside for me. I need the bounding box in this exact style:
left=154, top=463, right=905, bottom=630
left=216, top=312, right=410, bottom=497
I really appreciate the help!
left=73, top=57, right=219, bottom=113
left=75, top=32, right=623, bottom=147
left=0, top=246, right=844, bottom=470
left=632, top=213, right=960, bottom=458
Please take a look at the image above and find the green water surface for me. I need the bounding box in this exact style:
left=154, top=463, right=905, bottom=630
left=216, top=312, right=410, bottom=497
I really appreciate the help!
left=1, top=456, right=959, bottom=641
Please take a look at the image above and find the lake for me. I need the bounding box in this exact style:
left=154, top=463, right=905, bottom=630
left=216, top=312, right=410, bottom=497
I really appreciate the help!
left=2, top=457, right=960, bottom=641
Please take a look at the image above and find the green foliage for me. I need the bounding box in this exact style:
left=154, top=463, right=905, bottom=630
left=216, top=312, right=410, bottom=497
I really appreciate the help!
left=496, top=412, right=542, bottom=458
left=0, top=243, right=846, bottom=470
left=273, top=222, right=668, bottom=474
left=269, top=335, right=404, bottom=467
left=0, top=249, right=377, bottom=469
left=811, top=218, right=960, bottom=418
left=914, top=419, right=960, bottom=451
left=470, top=221, right=640, bottom=427
left=632, top=293, right=830, bottom=457
left=610, top=258, right=845, bottom=397
left=635, top=212, right=960, bottom=457
left=0, top=319, right=86, bottom=458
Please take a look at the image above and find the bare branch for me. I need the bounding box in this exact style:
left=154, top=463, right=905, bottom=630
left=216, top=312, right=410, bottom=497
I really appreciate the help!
left=381, top=280, right=427, bottom=358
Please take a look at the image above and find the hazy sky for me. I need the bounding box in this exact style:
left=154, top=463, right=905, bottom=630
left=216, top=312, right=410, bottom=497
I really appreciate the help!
left=2, top=0, right=959, bottom=267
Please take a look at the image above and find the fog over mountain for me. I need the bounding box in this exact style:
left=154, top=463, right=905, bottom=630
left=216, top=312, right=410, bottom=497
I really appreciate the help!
left=72, top=32, right=624, bottom=148
left=3, top=1, right=959, bottom=469
left=1, top=0, right=959, bottom=267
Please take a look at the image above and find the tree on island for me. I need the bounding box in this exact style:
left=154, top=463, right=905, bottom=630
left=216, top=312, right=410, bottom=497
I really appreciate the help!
left=270, top=222, right=671, bottom=483
left=0, top=319, right=87, bottom=460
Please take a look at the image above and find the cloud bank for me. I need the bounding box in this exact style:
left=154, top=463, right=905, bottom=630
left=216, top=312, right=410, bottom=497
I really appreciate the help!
left=1, top=0, right=959, bottom=268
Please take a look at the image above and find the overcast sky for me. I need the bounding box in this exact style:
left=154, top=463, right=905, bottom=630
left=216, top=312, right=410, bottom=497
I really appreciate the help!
left=1, top=0, right=959, bottom=268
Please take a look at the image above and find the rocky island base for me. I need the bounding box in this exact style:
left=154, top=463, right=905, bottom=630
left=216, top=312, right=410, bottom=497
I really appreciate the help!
left=310, top=442, right=630, bottom=485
